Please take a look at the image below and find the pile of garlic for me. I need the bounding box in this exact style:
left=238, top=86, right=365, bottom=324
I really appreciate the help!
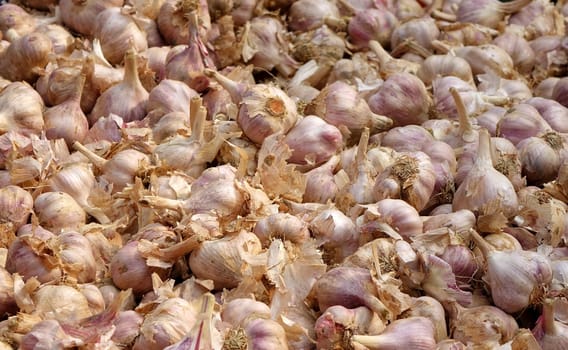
left=1, top=0, right=568, bottom=349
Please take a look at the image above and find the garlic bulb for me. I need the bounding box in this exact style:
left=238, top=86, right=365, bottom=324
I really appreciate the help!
left=316, top=305, right=385, bottom=350
left=206, top=69, right=299, bottom=145
left=165, top=12, right=214, bottom=92
left=189, top=230, right=264, bottom=290
left=0, top=4, right=36, bottom=39
left=303, top=155, right=342, bottom=203
left=111, top=227, right=203, bottom=294
left=221, top=298, right=271, bottom=325
left=306, top=80, right=392, bottom=139
left=497, top=103, right=551, bottom=145
left=0, top=185, right=33, bottom=231
left=59, top=0, right=124, bottom=36
left=517, top=132, right=564, bottom=184
left=351, top=317, right=437, bottom=350
left=471, top=229, right=552, bottom=313
left=344, top=5, right=399, bottom=49
left=311, top=266, right=389, bottom=319
left=19, top=320, right=83, bottom=349
left=133, top=297, right=197, bottom=350
left=455, top=0, right=532, bottom=29
left=453, top=129, right=519, bottom=218
left=146, top=79, right=198, bottom=123
left=0, top=267, right=17, bottom=317
left=310, top=208, right=360, bottom=263
left=373, top=151, right=436, bottom=212
left=89, top=48, right=149, bottom=125
left=73, top=142, right=150, bottom=193
left=402, top=296, right=448, bottom=342
left=417, top=55, right=474, bottom=86
left=242, top=15, right=299, bottom=77
left=287, top=0, right=340, bottom=32
left=0, top=31, right=52, bottom=83
left=358, top=198, right=423, bottom=240
left=391, top=17, right=439, bottom=51
left=492, top=32, right=536, bottom=75
left=253, top=212, right=310, bottom=246
left=526, top=97, right=568, bottom=133
left=34, top=24, right=75, bottom=56
left=44, top=74, right=89, bottom=147
left=283, top=115, right=343, bottom=167
left=446, top=301, right=519, bottom=347
left=452, top=44, right=516, bottom=78
left=34, top=191, right=87, bottom=233
left=368, top=72, right=431, bottom=126
left=6, top=224, right=61, bottom=283
left=157, top=0, right=211, bottom=45
left=93, top=7, right=148, bottom=65
left=34, top=284, right=94, bottom=322
left=533, top=299, right=568, bottom=349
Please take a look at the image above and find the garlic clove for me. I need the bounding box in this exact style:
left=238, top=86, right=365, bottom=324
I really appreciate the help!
left=0, top=185, right=33, bottom=232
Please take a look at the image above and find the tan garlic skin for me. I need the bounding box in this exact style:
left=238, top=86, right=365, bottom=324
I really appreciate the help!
left=93, top=7, right=148, bottom=65
left=34, top=24, right=75, bottom=56
left=59, top=0, right=124, bottom=37
left=189, top=230, right=263, bottom=290
left=401, top=296, right=448, bottom=343
left=33, top=284, right=94, bottom=322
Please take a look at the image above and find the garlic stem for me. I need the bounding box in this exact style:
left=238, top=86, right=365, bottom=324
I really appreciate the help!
left=469, top=229, right=495, bottom=257
left=369, top=40, right=393, bottom=69
left=139, top=196, right=183, bottom=211
left=543, top=299, right=557, bottom=336
left=72, top=141, right=107, bottom=169
left=157, top=233, right=205, bottom=261
left=189, top=96, right=203, bottom=132
left=449, top=87, right=475, bottom=143
left=123, top=48, right=141, bottom=88
left=190, top=106, right=207, bottom=144
left=431, top=10, right=457, bottom=22
left=204, top=69, right=243, bottom=104
left=355, top=127, right=369, bottom=166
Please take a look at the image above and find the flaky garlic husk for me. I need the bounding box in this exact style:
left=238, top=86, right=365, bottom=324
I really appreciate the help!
left=89, top=48, right=149, bottom=125
left=0, top=267, right=17, bottom=317
left=373, top=151, right=436, bottom=212
left=206, top=69, right=299, bottom=145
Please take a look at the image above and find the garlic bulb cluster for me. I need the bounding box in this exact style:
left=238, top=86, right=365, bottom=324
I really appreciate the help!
left=2, top=1, right=568, bottom=349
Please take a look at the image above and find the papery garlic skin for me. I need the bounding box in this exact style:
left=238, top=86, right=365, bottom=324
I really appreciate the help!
left=59, top=0, right=124, bottom=37
left=254, top=212, right=310, bottom=246
left=351, top=316, right=437, bottom=350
